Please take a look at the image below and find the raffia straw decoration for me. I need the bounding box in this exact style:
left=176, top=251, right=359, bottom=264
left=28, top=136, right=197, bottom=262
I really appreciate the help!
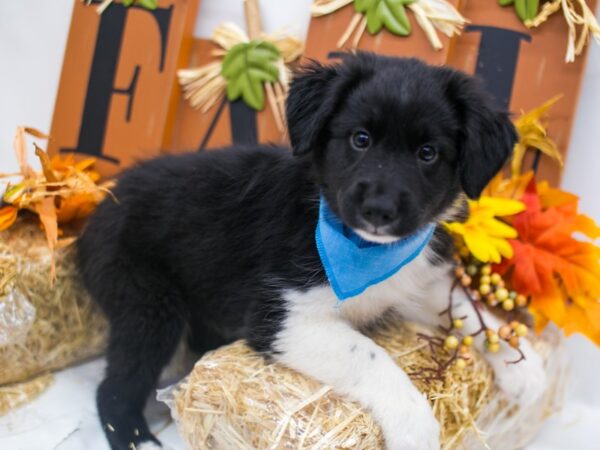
left=311, top=0, right=468, bottom=50
left=165, top=321, right=566, bottom=450
left=0, top=373, right=53, bottom=416
left=0, top=218, right=108, bottom=389
left=526, top=0, right=600, bottom=62
left=177, top=23, right=303, bottom=133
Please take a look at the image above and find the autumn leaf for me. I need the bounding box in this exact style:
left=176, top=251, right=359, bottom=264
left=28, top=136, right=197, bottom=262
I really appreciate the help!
left=498, top=180, right=600, bottom=344
left=354, top=0, right=414, bottom=36
left=483, top=170, right=534, bottom=200
left=530, top=282, right=600, bottom=345
left=508, top=182, right=600, bottom=297
left=221, top=40, right=280, bottom=110
left=536, top=180, right=578, bottom=209
left=0, top=206, right=18, bottom=231
left=512, top=96, right=563, bottom=178
left=56, top=193, right=99, bottom=224
left=1, top=126, right=109, bottom=281
left=35, top=144, right=59, bottom=183
left=561, top=293, right=600, bottom=343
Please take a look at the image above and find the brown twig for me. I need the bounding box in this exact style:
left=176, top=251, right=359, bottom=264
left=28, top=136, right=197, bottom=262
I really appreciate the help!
left=505, top=346, right=526, bottom=365
left=408, top=334, right=459, bottom=384
left=459, top=285, right=488, bottom=337
left=438, top=278, right=467, bottom=334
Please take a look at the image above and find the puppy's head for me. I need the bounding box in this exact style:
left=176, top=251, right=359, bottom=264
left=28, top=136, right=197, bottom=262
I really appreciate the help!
left=286, top=52, right=516, bottom=243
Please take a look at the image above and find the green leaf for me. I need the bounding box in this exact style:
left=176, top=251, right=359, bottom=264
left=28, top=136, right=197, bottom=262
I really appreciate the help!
left=354, top=0, right=413, bottom=36
left=221, top=40, right=280, bottom=111
left=514, top=0, right=539, bottom=21
left=498, top=0, right=514, bottom=6
left=526, top=0, right=539, bottom=20
left=137, top=0, right=158, bottom=10
left=123, top=0, right=135, bottom=6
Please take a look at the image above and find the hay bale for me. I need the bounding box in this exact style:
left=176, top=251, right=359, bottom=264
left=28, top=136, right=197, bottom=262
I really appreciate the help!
left=0, top=217, right=107, bottom=388
left=165, top=321, right=565, bottom=450
left=0, top=373, right=54, bottom=416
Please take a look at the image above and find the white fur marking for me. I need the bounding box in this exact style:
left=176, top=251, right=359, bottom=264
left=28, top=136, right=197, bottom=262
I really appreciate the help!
left=353, top=228, right=401, bottom=244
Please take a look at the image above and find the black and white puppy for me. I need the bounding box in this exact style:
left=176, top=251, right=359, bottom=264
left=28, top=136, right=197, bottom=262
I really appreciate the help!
left=78, top=52, right=546, bottom=450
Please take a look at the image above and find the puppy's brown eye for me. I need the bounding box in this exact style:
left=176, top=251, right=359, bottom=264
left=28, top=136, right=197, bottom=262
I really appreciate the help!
left=351, top=131, right=371, bottom=151
left=418, top=145, right=437, bottom=163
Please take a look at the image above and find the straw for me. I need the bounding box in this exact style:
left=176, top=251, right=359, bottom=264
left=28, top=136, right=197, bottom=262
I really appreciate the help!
left=0, top=217, right=107, bottom=390
left=166, top=320, right=565, bottom=449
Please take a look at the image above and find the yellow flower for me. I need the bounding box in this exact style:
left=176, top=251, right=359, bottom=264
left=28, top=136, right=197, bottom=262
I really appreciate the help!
left=445, top=197, right=525, bottom=263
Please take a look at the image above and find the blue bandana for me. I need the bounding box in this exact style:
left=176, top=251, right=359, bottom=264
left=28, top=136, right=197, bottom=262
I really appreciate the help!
left=315, top=198, right=435, bottom=301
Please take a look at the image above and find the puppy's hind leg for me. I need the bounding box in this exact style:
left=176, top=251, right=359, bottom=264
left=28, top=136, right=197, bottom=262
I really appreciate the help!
left=96, top=272, right=184, bottom=450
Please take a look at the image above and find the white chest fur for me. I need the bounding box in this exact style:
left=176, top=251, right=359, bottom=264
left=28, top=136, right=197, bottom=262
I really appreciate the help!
left=274, top=247, right=448, bottom=450
left=283, top=248, right=453, bottom=329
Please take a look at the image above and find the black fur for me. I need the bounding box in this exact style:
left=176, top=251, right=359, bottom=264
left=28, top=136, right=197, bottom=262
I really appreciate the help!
left=77, top=52, right=516, bottom=449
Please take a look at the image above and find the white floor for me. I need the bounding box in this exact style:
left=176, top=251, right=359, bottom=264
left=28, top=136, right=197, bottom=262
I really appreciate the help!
left=0, top=359, right=184, bottom=450
left=1, top=341, right=599, bottom=450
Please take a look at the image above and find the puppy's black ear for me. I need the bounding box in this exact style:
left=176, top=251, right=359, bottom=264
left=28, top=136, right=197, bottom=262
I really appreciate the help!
left=441, top=69, right=517, bottom=199
left=286, top=55, right=371, bottom=156
left=286, top=61, right=339, bottom=156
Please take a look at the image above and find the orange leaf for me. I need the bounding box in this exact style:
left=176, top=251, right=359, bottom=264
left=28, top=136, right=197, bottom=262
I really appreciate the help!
left=509, top=209, right=600, bottom=298
left=499, top=179, right=600, bottom=344
left=483, top=170, right=533, bottom=200
left=56, top=193, right=98, bottom=223
left=74, top=158, right=97, bottom=173
left=0, top=206, right=18, bottom=231
left=35, top=144, right=59, bottom=183
left=530, top=283, right=600, bottom=345
left=563, top=295, right=600, bottom=345
left=537, top=180, right=578, bottom=209
left=23, top=127, right=50, bottom=140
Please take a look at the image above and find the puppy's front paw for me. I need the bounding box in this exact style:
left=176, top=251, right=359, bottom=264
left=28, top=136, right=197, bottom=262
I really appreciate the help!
left=492, top=341, right=547, bottom=407
left=380, top=388, right=440, bottom=450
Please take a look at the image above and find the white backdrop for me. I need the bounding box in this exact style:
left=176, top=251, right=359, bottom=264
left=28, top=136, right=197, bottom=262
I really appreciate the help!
left=1, top=1, right=600, bottom=448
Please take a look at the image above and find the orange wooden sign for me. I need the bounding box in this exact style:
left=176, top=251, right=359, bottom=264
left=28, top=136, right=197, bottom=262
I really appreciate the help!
left=166, top=39, right=288, bottom=154
left=48, top=0, right=200, bottom=178
left=448, top=0, right=598, bottom=185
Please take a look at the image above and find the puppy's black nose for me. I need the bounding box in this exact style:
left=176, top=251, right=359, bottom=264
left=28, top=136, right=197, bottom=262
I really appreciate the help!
left=360, top=196, right=397, bottom=227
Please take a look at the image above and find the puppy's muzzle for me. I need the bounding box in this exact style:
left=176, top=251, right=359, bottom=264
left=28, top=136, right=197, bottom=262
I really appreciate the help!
left=360, top=195, right=397, bottom=227
left=350, top=179, right=407, bottom=229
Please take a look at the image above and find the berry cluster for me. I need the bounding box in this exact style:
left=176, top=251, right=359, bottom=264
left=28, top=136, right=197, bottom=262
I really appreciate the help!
left=411, top=252, right=532, bottom=380
left=455, top=262, right=528, bottom=312
left=443, top=254, right=532, bottom=368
